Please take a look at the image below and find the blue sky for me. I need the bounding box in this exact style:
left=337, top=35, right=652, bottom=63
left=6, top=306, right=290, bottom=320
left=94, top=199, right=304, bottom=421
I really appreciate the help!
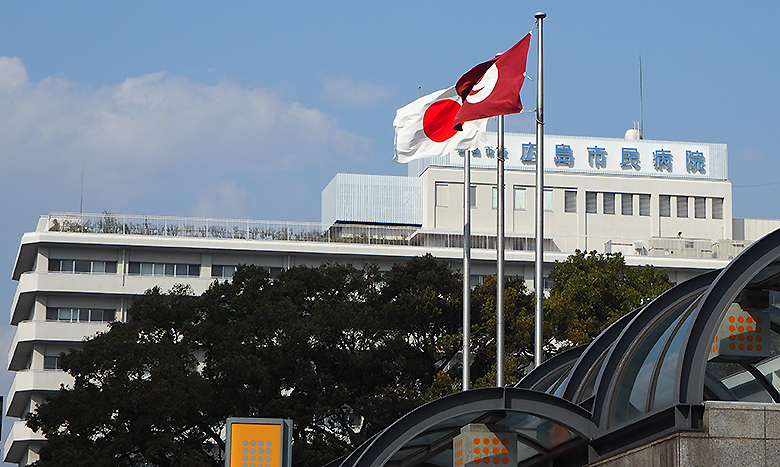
left=1, top=0, right=779, bottom=455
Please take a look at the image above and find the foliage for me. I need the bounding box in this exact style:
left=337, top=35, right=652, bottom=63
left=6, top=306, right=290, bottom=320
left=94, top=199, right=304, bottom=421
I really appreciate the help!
left=545, top=250, right=672, bottom=347
left=26, top=252, right=670, bottom=467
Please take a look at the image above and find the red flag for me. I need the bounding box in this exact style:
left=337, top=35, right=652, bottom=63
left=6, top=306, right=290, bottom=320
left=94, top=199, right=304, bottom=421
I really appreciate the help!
left=453, top=33, right=532, bottom=130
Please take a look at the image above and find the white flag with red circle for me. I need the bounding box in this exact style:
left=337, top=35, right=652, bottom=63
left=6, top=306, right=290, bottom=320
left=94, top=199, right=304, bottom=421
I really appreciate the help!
left=393, top=86, right=487, bottom=163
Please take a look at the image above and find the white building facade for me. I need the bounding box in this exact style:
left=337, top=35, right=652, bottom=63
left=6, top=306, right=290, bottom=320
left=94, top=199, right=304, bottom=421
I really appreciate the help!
left=6, top=132, right=780, bottom=465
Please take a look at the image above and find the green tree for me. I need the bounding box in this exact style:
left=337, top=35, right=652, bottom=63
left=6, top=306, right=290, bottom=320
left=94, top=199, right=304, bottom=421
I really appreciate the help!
left=26, top=285, right=223, bottom=467
left=545, top=250, right=672, bottom=347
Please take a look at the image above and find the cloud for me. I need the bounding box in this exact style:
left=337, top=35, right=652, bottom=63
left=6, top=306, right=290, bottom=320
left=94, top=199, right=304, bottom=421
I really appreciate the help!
left=321, top=76, right=393, bottom=108
left=0, top=56, right=373, bottom=220
left=193, top=180, right=249, bottom=219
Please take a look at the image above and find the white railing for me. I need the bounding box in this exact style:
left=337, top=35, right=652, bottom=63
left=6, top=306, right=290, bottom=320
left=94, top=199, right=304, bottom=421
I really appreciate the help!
left=43, top=213, right=750, bottom=259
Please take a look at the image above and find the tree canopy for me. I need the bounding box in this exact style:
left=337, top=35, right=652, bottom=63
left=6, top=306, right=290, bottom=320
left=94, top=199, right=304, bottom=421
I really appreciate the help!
left=26, top=252, right=670, bottom=467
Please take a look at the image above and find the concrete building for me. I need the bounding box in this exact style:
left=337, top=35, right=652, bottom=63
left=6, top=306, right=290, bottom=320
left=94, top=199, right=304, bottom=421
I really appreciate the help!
left=6, top=131, right=780, bottom=465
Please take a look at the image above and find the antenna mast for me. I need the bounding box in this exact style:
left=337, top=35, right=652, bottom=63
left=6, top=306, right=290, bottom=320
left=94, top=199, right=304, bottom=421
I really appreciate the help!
left=639, top=54, right=644, bottom=139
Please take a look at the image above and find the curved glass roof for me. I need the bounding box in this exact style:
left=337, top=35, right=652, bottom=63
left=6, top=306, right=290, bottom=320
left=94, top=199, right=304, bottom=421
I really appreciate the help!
left=332, top=229, right=780, bottom=467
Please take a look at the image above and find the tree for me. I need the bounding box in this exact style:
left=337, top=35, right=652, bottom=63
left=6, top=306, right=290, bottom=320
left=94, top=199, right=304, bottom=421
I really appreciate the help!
left=26, top=285, right=223, bottom=467
left=26, top=253, right=670, bottom=467
left=545, top=250, right=672, bottom=347
left=27, top=257, right=465, bottom=467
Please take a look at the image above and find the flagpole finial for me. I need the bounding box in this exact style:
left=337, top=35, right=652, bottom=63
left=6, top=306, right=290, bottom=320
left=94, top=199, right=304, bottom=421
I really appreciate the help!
left=535, top=11, right=546, bottom=19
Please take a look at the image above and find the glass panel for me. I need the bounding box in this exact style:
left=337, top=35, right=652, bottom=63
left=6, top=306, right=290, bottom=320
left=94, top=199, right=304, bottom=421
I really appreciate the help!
left=164, top=264, right=175, bottom=276
left=470, top=185, right=477, bottom=208
left=79, top=308, right=90, bottom=322
left=60, top=260, right=74, bottom=272
left=660, top=195, right=671, bottom=217
left=586, top=192, right=597, bottom=214
left=189, top=265, right=201, bottom=277
left=544, top=189, right=553, bottom=212
left=639, top=194, right=651, bottom=216
left=695, top=197, right=706, bottom=218
left=105, top=261, right=117, bottom=273
left=93, top=261, right=106, bottom=273
left=75, top=260, right=91, bottom=273
left=46, top=307, right=58, bottom=321
left=212, top=265, right=224, bottom=277
left=621, top=194, right=633, bottom=216
left=176, top=264, right=189, bottom=276
left=574, top=347, right=611, bottom=404
left=141, top=263, right=153, bottom=275
left=128, top=262, right=140, bottom=274
left=514, top=187, right=526, bottom=211
left=90, top=309, right=104, bottom=322
left=677, top=196, right=688, bottom=218
left=603, top=193, right=615, bottom=215
left=104, top=310, right=116, bottom=322
left=492, top=186, right=498, bottom=210
left=43, top=356, right=59, bottom=370
left=707, top=360, right=773, bottom=403
left=712, top=197, right=724, bottom=219
left=609, top=297, right=697, bottom=427
left=652, top=303, right=698, bottom=409
left=58, top=308, right=73, bottom=322
left=564, top=191, right=576, bottom=213
left=48, top=260, right=61, bottom=272
left=154, top=263, right=164, bottom=276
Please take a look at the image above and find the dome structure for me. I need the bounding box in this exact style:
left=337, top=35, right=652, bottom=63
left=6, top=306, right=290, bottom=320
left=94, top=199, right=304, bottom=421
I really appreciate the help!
left=331, top=228, right=780, bottom=467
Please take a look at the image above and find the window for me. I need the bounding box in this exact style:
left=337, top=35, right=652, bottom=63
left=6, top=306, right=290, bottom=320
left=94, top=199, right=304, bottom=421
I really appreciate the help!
left=128, top=262, right=200, bottom=277
left=49, top=259, right=117, bottom=274
left=603, top=193, right=615, bottom=215
left=621, top=193, right=633, bottom=216
left=470, top=185, right=477, bottom=208
left=639, top=194, right=651, bottom=217
left=712, top=197, right=724, bottom=219
left=564, top=191, right=577, bottom=213
left=46, top=307, right=116, bottom=323
left=544, top=189, right=553, bottom=212
left=212, top=265, right=238, bottom=278
left=492, top=186, right=498, bottom=210
left=677, top=196, right=689, bottom=218
left=514, top=187, right=526, bottom=211
left=694, top=197, right=706, bottom=218
left=435, top=183, right=448, bottom=207
left=43, top=356, right=61, bottom=370
left=660, top=195, right=671, bottom=217
left=586, top=192, right=597, bottom=214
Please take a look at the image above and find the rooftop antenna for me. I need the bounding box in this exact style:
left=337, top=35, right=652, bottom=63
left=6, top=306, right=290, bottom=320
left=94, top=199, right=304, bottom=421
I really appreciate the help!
left=639, top=53, right=644, bottom=139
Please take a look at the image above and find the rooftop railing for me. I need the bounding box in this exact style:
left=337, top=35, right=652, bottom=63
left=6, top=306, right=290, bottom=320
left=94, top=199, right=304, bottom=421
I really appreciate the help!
left=43, top=212, right=748, bottom=260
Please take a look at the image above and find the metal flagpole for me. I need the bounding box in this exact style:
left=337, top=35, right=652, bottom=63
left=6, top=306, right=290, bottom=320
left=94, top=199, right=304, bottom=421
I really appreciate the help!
left=534, top=11, right=546, bottom=369
left=463, top=150, right=471, bottom=391
left=496, top=116, right=505, bottom=387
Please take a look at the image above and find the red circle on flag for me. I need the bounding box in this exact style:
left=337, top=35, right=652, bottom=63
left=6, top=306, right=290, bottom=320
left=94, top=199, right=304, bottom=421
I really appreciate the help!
left=423, top=99, right=460, bottom=143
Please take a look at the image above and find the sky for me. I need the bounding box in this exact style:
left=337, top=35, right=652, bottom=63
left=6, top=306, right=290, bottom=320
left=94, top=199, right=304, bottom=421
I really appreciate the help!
left=0, top=0, right=779, bottom=458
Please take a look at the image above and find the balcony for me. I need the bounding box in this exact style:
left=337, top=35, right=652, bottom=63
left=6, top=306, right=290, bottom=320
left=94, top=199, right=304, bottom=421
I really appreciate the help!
left=4, top=420, right=45, bottom=464
left=6, top=369, right=73, bottom=418
left=8, top=320, right=109, bottom=371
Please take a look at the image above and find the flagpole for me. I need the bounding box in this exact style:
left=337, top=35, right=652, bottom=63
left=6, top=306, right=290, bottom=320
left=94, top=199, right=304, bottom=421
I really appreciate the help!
left=463, top=150, right=471, bottom=391
left=534, top=11, right=546, bottom=369
left=496, top=116, right=505, bottom=387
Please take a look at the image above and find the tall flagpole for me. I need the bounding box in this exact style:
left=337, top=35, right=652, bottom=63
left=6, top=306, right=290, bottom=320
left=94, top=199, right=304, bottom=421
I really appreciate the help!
left=463, top=150, right=471, bottom=391
left=534, top=11, right=546, bottom=369
left=496, top=116, right=506, bottom=387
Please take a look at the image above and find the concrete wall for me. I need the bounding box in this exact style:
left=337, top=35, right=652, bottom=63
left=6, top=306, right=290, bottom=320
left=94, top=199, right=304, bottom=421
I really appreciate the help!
left=591, top=402, right=780, bottom=467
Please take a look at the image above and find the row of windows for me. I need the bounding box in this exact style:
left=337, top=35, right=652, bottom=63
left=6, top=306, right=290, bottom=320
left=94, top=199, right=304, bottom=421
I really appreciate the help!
left=46, top=307, right=116, bottom=323
left=435, top=184, right=725, bottom=220
left=212, top=265, right=285, bottom=279
left=127, top=262, right=201, bottom=277
left=659, top=195, right=723, bottom=219
left=49, top=259, right=117, bottom=274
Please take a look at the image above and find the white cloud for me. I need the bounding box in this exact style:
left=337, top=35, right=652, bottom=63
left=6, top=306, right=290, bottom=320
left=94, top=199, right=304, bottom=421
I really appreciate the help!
left=193, top=180, right=249, bottom=219
left=321, top=76, right=393, bottom=108
left=0, top=57, right=373, bottom=220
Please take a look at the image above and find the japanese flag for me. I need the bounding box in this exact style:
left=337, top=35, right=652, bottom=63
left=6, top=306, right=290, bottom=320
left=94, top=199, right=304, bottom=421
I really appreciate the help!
left=393, top=86, right=487, bottom=163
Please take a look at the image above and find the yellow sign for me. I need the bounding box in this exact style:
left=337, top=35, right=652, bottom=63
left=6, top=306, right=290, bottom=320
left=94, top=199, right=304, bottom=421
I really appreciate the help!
left=229, top=422, right=282, bottom=467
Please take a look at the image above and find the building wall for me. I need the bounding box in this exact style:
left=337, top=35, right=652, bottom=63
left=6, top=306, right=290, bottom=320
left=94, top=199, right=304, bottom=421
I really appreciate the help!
left=590, top=402, right=780, bottom=467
